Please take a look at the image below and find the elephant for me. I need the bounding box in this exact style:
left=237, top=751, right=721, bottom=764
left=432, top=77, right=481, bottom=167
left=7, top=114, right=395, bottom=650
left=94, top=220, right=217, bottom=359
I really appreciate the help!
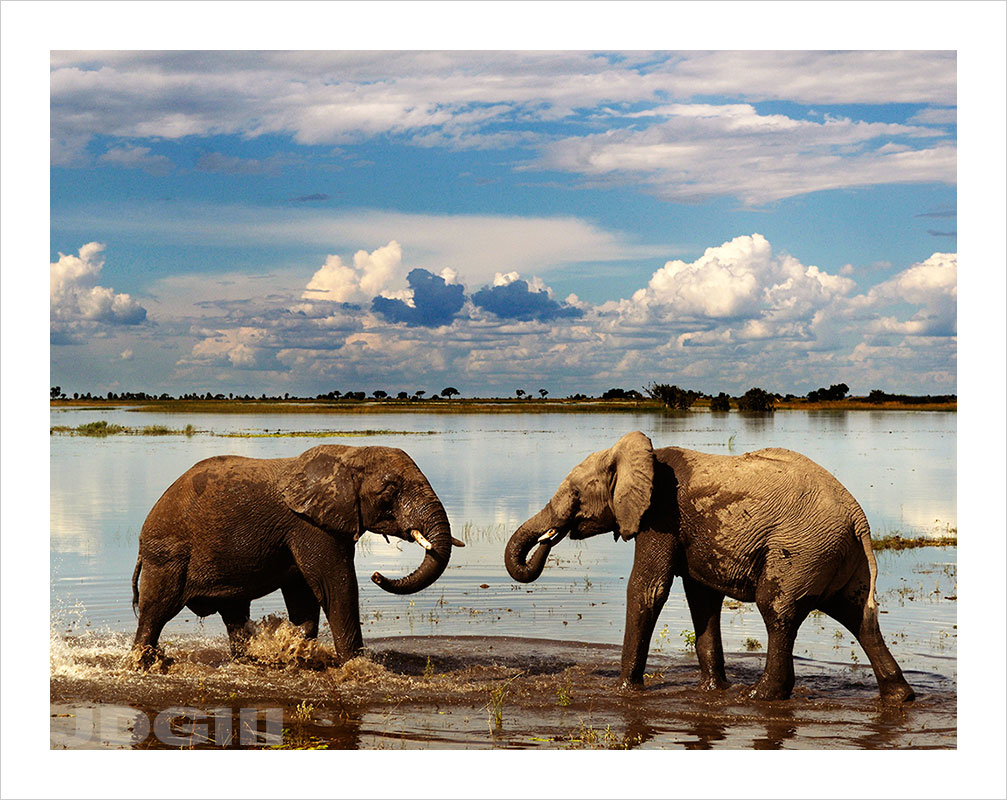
left=504, top=431, right=914, bottom=703
left=130, top=444, right=462, bottom=668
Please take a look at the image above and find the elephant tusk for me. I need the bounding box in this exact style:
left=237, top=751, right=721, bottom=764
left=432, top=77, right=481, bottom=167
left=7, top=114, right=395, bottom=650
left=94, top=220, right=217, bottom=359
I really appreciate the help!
left=537, top=528, right=558, bottom=543
left=411, top=529, right=434, bottom=550
left=450, top=537, right=466, bottom=548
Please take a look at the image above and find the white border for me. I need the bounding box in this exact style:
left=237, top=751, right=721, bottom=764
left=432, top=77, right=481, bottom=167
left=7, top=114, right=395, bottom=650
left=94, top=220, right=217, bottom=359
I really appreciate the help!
left=4, top=2, right=1005, bottom=798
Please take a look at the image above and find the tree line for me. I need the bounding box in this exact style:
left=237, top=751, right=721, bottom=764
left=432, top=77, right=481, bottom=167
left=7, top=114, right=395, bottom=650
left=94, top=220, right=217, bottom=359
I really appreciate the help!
left=50, top=383, right=955, bottom=409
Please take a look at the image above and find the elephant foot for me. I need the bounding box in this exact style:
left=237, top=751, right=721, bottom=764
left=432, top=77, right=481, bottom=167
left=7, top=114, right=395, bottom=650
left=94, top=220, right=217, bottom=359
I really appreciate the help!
left=129, top=645, right=173, bottom=673
left=746, top=680, right=791, bottom=701
left=697, top=675, right=731, bottom=692
left=880, top=682, right=916, bottom=705
left=616, top=677, right=645, bottom=694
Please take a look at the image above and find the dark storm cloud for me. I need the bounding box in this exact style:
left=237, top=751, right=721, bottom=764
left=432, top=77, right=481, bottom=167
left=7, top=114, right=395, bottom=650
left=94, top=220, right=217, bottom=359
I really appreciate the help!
left=471, top=279, right=583, bottom=322
left=371, top=269, right=465, bottom=327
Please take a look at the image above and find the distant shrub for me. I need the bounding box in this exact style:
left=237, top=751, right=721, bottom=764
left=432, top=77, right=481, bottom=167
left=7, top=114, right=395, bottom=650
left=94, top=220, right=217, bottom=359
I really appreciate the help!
left=602, top=388, right=643, bottom=400
left=807, top=383, right=849, bottom=402
left=646, top=383, right=700, bottom=410
left=709, top=392, right=731, bottom=412
left=736, top=387, right=775, bottom=412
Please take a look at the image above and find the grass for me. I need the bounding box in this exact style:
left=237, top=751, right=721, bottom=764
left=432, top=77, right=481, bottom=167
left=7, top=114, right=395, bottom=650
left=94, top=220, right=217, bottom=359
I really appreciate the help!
left=50, top=420, right=431, bottom=439
left=485, top=672, right=523, bottom=730
left=872, top=532, right=957, bottom=551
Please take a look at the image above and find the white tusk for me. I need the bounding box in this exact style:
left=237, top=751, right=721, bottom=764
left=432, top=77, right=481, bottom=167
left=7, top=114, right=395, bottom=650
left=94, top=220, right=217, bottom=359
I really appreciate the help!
left=411, top=529, right=433, bottom=550
left=537, top=528, right=558, bottom=543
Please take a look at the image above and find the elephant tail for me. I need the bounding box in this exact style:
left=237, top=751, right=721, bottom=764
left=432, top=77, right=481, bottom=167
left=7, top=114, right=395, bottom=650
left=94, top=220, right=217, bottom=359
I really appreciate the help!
left=854, top=509, right=878, bottom=613
left=131, top=556, right=142, bottom=617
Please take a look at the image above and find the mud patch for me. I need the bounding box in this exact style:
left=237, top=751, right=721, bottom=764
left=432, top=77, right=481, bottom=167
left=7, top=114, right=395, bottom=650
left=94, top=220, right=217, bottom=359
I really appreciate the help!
left=51, top=630, right=955, bottom=749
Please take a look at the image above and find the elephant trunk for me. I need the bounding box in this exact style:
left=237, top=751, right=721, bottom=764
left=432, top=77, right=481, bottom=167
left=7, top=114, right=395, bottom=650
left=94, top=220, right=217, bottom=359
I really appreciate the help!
left=505, top=506, right=564, bottom=583
left=371, top=505, right=452, bottom=595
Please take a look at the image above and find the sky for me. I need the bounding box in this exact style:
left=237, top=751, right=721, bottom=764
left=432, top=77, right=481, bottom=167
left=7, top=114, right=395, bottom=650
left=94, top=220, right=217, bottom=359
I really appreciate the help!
left=48, top=48, right=960, bottom=398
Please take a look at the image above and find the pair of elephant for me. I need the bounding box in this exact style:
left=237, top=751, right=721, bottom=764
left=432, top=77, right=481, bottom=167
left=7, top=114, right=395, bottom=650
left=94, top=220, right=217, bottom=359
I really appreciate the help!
left=131, top=433, right=914, bottom=703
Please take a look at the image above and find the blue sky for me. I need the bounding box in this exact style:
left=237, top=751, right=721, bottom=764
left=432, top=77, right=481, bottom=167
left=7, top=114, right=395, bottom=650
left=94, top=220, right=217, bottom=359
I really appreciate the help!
left=49, top=49, right=959, bottom=397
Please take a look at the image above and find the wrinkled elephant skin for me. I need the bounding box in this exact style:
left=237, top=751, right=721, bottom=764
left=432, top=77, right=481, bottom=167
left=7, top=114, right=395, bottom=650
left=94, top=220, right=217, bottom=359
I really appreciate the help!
left=505, top=431, right=915, bottom=703
left=131, top=445, right=455, bottom=668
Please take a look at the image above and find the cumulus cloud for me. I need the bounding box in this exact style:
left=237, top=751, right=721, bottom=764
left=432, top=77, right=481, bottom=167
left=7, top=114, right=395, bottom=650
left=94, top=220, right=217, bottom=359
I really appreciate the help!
left=150, top=233, right=955, bottom=395
left=629, top=233, right=855, bottom=323
left=50, top=242, right=147, bottom=342
left=302, top=241, right=403, bottom=303
left=854, top=252, right=957, bottom=336
left=371, top=269, right=465, bottom=327
left=472, top=273, right=583, bottom=322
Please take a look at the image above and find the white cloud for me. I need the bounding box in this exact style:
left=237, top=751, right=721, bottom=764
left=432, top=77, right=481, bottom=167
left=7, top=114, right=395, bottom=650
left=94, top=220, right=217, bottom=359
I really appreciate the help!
left=630, top=233, right=855, bottom=321
left=98, top=144, right=173, bottom=175
left=539, top=105, right=954, bottom=205
left=303, top=241, right=404, bottom=303
left=57, top=205, right=657, bottom=286
left=854, top=252, right=957, bottom=336
left=50, top=243, right=147, bottom=337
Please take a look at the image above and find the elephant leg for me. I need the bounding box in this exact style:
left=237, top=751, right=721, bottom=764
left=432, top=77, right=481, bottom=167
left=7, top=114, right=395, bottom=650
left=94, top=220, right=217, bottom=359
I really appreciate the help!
left=749, top=580, right=814, bottom=701
left=619, top=529, right=676, bottom=690
left=819, top=574, right=915, bottom=703
left=683, top=577, right=729, bottom=690
left=131, top=562, right=185, bottom=670
left=281, top=571, right=321, bottom=639
left=288, top=528, right=362, bottom=665
left=219, top=599, right=254, bottom=658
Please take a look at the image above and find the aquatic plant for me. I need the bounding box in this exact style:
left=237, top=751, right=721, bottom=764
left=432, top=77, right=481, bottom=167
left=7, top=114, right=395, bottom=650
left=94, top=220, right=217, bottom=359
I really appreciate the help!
left=744, top=637, right=762, bottom=651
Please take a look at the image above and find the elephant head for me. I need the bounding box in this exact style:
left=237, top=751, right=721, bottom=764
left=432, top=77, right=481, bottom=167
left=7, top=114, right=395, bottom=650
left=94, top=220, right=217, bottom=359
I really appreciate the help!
left=281, top=445, right=461, bottom=594
left=505, top=431, right=654, bottom=583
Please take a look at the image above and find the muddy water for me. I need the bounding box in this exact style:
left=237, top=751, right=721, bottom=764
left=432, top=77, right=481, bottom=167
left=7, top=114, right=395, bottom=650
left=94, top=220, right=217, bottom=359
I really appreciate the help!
left=51, top=627, right=955, bottom=750
left=50, top=408, right=956, bottom=748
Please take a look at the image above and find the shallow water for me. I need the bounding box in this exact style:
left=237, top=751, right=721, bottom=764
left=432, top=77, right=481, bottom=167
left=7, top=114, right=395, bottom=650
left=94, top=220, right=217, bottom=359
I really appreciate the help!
left=50, top=408, right=956, bottom=748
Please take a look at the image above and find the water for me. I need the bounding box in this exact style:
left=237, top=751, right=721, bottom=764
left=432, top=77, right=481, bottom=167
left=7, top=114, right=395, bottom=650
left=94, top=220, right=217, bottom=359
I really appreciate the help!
left=50, top=407, right=957, bottom=748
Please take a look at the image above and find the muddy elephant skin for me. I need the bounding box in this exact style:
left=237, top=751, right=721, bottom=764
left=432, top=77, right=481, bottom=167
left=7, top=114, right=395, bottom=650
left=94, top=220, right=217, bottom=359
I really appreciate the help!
left=131, top=444, right=458, bottom=668
left=505, top=431, right=914, bottom=703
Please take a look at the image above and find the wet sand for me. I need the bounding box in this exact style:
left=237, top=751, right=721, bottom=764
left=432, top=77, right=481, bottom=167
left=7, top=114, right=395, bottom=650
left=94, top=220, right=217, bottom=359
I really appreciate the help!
left=51, top=623, right=956, bottom=749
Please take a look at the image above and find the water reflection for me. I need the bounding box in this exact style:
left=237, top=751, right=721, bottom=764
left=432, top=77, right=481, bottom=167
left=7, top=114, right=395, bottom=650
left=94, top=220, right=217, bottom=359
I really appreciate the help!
left=50, top=408, right=957, bottom=677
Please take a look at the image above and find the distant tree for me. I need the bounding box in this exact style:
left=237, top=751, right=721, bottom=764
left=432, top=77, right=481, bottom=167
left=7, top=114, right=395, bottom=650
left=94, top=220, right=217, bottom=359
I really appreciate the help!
left=51, top=386, right=61, bottom=400
left=414, top=390, right=426, bottom=400
left=569, top=393, right=588, bottom=401
left=441, top=387, right=460, bottom=399
left=646, top=383, right=700, bottom=410
left=601, top=387, right=642, bottom=400
left=397, top=391, right=409, bottom=400
left=539, top=388, right=549, bottom=399
left=430, top=394, right=441, bottom=401
left=710, top=392, right=731, bottom=412
left=808, top=383, right=850, bottom=403
left=867, top=389, right=887, bottom=404
left=515, top=389, right=526, bottom=399
left=737, top=387, right=776, bottom=412
left=373, top=390, right=388, bottom=400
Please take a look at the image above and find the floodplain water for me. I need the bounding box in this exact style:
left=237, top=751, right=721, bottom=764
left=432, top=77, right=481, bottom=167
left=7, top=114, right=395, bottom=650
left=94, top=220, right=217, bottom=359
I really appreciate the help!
left=50, top=407, right=956, bottom=748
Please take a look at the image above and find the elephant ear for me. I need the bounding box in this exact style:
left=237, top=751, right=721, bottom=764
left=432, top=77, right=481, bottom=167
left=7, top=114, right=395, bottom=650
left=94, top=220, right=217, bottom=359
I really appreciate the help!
left=279, top=446, right=361, bottom=536
left=609, top=431, right=655, bottom=541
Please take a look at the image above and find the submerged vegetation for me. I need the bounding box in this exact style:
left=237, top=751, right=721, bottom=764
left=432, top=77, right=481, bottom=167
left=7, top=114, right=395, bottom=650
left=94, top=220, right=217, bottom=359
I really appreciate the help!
left=872, top=532, right=958, bottom=551
left=50, top=422, right=436, bottom=439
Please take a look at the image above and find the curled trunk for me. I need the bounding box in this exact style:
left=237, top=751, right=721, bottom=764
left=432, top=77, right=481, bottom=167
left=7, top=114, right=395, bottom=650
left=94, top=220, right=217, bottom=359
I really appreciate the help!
left=371, top=511, right=453, bottom=595
left=504, top=506, right=562, bottom=583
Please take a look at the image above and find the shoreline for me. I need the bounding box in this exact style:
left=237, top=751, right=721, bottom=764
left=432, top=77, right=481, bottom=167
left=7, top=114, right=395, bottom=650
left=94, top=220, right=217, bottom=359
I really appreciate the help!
left=50, top=398, right=957, bottom=414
